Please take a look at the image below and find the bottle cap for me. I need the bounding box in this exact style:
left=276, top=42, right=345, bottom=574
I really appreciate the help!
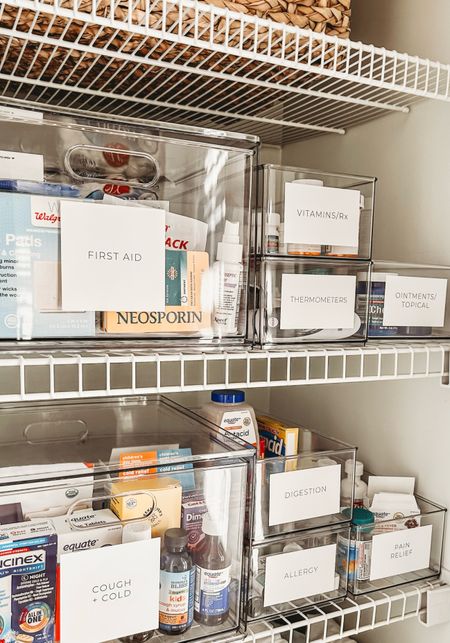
left=292, top=178, right=324, bottom=187
left=122, top=521, right=152, bottom=543
left=211, top=389, right=245, bottom=404
left=352, top=507, right=374, bottom=526
left=345, top=458, right=363, bottom=476
left=164, top=528, right=188, bottom=549
left=216, top=220, right=243, bottom=263
left=202, top=513, right=223, bottom=536
left=267, top=212, right=280, bottom=227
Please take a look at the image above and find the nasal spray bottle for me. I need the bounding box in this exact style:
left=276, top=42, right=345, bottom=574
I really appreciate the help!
left=213, top=220, right=243, bottom=336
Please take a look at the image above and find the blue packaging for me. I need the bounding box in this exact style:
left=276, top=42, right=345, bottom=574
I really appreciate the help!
left=0, top=520, right=57, bottom=643
left=0, top=193, right=96, bottom=338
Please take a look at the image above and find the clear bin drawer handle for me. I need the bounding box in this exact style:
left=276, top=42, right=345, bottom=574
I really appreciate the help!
left=66, top=491, right=156, bottom=530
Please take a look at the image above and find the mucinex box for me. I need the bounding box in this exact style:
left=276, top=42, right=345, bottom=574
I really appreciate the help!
left=0, top=520, right=57, bottom=643
left=0, top=193, right=95, bottom=338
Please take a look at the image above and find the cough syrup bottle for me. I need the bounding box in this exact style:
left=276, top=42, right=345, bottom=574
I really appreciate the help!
left=159, top=528, right=194, bottom=635
left=193, top=513, right=231, bottom=626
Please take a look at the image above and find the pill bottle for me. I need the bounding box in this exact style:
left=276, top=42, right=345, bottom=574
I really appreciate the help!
left=159, top=528, right=194, bottom=635
left=337, top=508, right=374, bottom=586
left=341, top=459, right=368, bottom=508
left=266, top=212, right=280, bottom=254
left=194, top=513, right=231, bottom=626
left=201, top=390, right=259, bottom=452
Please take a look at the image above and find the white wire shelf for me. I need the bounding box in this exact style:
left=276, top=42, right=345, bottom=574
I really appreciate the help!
left=104, top=580, right=445, bottom=642
left=0, top=0, right=449, bottom=144
left=0, top=342, right=448, bottom=402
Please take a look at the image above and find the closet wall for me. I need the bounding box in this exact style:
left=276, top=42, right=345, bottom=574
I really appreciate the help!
left=267, top=2, right=450, bottom=642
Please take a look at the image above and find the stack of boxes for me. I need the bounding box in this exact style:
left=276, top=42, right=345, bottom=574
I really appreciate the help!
left=253, top=164, right=376, bottom=345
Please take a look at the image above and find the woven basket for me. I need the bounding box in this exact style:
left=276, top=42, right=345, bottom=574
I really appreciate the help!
left=0, top=1, right=350, bottom=104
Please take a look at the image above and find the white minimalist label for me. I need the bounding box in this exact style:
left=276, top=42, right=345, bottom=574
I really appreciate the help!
left=369, top=525, right=432, bottom=581
left=284, top=182, right=360, bottom=247
left=383, top=276, right=447, bottom=327
left=280, top=274, right=356, bottom=330
left=0, top=106, right=43, bottom=122
left=60, top=539, right=160, bottom=643
left=0, top=149, right=44, bottom=181
left=264, top=544, right=337, bottom=607
left=269, top=464, right=341, bottom=526
left=60, top=201, right=165, bottom=311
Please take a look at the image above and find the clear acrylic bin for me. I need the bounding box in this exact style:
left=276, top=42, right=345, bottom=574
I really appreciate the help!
left=340, top=496, right=446, bottom=595
left=245, top=525, right=350, bottom=622
left=257, top=165, right=375, bottom=259
left=0, top=395, right=254, bottom=643
left=359, top=261, right=450, bottom=339
left=0, top=105, right=256, bottom=344
left=253, top=415, right=356, bottom=541
left=252, top=257, right=370, bottom=345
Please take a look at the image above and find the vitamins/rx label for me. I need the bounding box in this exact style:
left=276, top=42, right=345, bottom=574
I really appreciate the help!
left=383, top=276, right=447, bottom=327
left=269, top=465, right=341, bottom=526
left=220, top=410, right=257, bottom=446
left=60, top=539, right=160, bottom=643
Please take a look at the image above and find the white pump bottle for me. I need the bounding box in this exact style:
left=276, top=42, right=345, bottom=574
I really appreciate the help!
left=213, top=220, right=243, bottom=336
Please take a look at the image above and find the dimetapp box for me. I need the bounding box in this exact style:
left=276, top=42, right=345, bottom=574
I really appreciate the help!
left=0, top=193, right=96, bottom=338
left=0, top=520, right=57, bottom=643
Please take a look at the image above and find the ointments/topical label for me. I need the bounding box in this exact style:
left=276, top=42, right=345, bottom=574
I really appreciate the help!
left=263, top=544, right=337, bottom=607
left=269, top=465, right=341, bottom=526
left=369, top=524, right=432, bottom=581
left=220, top=410, right=257, bottom=447
left=280, top=274, right=356, bottom=330
left=383, top=276, right=447, bottom=328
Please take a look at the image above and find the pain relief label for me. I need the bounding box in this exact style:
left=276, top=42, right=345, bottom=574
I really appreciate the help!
left=0, top=519, right=57, bottom=643
left=60, top=539, right=160, bottom=643
left=369, top=524, right=433, bottom=581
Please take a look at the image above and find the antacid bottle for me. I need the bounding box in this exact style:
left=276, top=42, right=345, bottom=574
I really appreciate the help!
left=193, top=513, right=231, bottom=626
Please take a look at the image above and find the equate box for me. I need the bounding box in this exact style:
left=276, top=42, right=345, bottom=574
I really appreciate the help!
left=0, top=520, right=57, bottom=643
left=52, top=508, right=123, bottom=641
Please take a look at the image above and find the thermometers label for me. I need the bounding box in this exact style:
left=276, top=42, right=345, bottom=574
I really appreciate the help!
left=383, top=276, right=447, bottom=328
left=284, top=182, right=360, bottom=248
left=269, top=464, right=341, bottom=526
left=264, top=544, right=337, bottom=607
left=369, top=525, right=433, bottom=581
left=280, top=274, right=356, bottom=330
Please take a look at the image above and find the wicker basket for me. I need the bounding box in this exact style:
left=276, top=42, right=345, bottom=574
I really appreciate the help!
left=0, top=1, right=350, bottom=102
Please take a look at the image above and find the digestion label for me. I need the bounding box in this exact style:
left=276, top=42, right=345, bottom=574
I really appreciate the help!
left=383, top=276, right=447, bottom=327
left=60, top=201, right=165, bottom=312
left=284, top=182, right=360, bottom=248
left=280, top=273, right=356, bottom=330
left=269, top=464, right=341, bottom=526
left=264, top=544, right=337, bottom=607
left=369, top=525, right=433, bottom=581
left=60, top=539, right=160, bottom=643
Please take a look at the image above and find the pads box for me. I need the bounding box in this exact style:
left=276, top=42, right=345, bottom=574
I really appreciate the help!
left=0, top=520, right=57, bottom=643
left=0, top=193, right=96, bottom=338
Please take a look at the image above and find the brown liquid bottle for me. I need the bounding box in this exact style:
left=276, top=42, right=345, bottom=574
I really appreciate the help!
left=193, top=513, right=231, bottom=626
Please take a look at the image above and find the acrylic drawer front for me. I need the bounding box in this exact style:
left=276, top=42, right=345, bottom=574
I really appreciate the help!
left=0, top=109, right=255, bottom=344
left=344, top=496, right=446, bottom=595
left=362, top=261, right=450, bottom=339
left=258, top=164, right=375, bottom=260
left=253, top=258, right=370, bottom=345
left=253, top=418, right=356, bottom=541
left=0, top=463, right=249, bottom=643
left=246, top=526, right=350, bottom=622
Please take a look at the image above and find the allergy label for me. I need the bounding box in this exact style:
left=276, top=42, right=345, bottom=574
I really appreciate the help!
left=269, top=464, right=341, bottom=526
left=264, top=544, right=337, bottom=607
left=369, top=525, right=433, bottom=581
left=383, top=276, right=447, bottom=328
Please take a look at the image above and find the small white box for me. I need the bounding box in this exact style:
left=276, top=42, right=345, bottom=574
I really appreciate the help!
left=52, top=509, right=122, bottom=560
